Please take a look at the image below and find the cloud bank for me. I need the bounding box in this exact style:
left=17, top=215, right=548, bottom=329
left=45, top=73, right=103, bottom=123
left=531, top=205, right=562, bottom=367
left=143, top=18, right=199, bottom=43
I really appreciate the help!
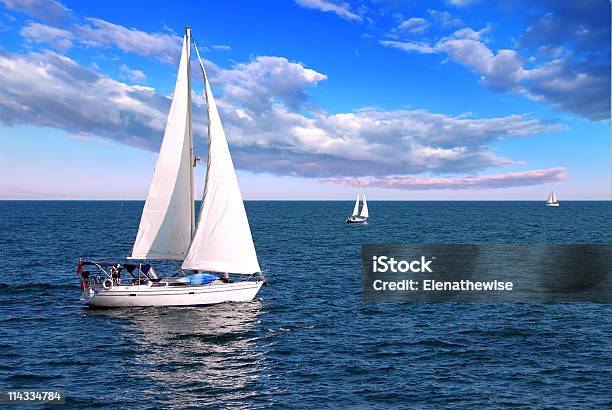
left=323, top=167, right=566, bottom=190
left=381, top=3, right=610, bottom=121
left=0, top=47, right=564, bottom=188
left=0, top=0, right=573, bottom=191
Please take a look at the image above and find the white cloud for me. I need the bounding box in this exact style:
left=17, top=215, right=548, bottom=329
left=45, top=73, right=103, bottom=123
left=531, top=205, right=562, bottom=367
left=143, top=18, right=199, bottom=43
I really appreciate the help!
left=0, top=0, right=589, bottom=192
left=398, top=17, right=430, bottom=34
left=1, top=0, right=69, bottom=22
left=119, top=64, right=146, bottom=82
left=427, top=9, right=463, bottom=28
left=294, top=0, right=362, bottom=22
left=5, top=0, right=184, bottom=63
left=0, top=49, right=564, bottom=181
left=212, top=55, right=328, bottom=112
left=20, top=21, right=72, bottom=50
left=322, top=167, right=566, bottom=190
left=211, top=44, right=231, bottom=51
left=0, top=50, right=166, bottom=149
left=435, top=27, right=521, bottom=89
left=446, top=0, right=481, bottom=7
left=74, top=18, right=182, bottom=63
left=380, top=40, right=436, bottom=54
left=381, top=25, right=609, bottom=120
left=208, top=57, right=564, bottom=177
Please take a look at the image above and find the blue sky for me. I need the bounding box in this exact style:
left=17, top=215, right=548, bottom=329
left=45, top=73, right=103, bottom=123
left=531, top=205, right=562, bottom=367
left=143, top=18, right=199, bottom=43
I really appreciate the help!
left=0, top=0, right=609, bottom=199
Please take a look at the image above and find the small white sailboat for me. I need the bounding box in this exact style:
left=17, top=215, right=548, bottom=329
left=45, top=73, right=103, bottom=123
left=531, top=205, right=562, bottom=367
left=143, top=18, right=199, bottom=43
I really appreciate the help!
left=77, top=27, right=265, bottom=307
left=346, top=193, right=369, bottom=224
left=546, top=190, right=559, bottom=207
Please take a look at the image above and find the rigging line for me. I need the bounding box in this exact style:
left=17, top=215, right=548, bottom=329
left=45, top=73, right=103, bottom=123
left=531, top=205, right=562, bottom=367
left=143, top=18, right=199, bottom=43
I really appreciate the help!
left=190, top=35, right=210, bottom=85
left=190, top=33, right=216, bottom=233
left=169, top=259, right=184, bottom=275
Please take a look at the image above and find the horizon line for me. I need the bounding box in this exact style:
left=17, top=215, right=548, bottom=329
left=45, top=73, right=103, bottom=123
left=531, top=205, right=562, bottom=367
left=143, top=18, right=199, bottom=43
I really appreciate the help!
left=0, top=199, right=610, bottom=202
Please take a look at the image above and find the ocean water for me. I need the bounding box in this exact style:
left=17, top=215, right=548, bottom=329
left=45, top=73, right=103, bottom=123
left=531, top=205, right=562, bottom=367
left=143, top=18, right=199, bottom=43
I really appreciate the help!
left=1, top=200, right=611, bottom=409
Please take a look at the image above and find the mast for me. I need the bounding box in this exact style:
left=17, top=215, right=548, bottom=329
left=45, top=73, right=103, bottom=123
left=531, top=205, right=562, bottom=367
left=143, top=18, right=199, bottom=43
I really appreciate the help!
left=186, top=25, right=195, bottom=237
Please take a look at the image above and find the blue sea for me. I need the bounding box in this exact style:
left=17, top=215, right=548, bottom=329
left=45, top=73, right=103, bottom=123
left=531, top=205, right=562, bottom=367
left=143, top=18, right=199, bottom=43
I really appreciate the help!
left=1, top=200, right=611, bottom=409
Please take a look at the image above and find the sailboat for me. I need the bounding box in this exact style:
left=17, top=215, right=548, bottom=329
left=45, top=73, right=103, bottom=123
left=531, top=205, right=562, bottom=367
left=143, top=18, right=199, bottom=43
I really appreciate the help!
left=346, top=193, right=369, bottom=224
left=546, top=190, right=559, bottom=207
left=77, top=27, right=266, bottom=307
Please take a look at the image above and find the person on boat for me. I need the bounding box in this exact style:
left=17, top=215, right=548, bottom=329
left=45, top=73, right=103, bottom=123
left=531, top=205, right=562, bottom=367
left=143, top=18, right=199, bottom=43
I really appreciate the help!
left=220, top=272, right=230, bottom=283
left=111, top=265, right=121, bottom=285
left=80, top=270, right=90, bottom=290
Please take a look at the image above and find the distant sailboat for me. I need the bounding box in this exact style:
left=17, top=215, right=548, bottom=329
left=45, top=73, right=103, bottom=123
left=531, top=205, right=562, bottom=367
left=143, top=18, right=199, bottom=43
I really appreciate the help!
left=347, top=193, right=369, bottom=224
left=77, top=26, right=265, bottom=307
left=546, top=190, right=559, bottom=207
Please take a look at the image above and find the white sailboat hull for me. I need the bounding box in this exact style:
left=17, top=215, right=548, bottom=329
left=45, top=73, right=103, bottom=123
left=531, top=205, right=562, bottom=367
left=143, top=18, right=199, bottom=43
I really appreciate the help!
left=81, top=281, right=263, bottom=307
left=546, top=203, right=559, bottom=207
left=346, top=215, right=368, bottom=224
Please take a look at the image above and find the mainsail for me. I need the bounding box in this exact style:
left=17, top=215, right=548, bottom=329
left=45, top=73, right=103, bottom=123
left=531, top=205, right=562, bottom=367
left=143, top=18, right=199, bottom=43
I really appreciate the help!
left=181, top=42, right=260, bottom=274
left=130, top=29, right=194, bottom=260
left=352, top=194, right=360, bottom=216
left=360, top=194, right=369, bottom=218
left=547, top=190, right=558, bottom=204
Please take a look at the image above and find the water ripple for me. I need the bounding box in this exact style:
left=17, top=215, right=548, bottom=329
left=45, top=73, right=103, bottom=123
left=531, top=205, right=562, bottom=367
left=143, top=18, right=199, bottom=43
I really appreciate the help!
left=0, top=201, right=611, bottom=408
